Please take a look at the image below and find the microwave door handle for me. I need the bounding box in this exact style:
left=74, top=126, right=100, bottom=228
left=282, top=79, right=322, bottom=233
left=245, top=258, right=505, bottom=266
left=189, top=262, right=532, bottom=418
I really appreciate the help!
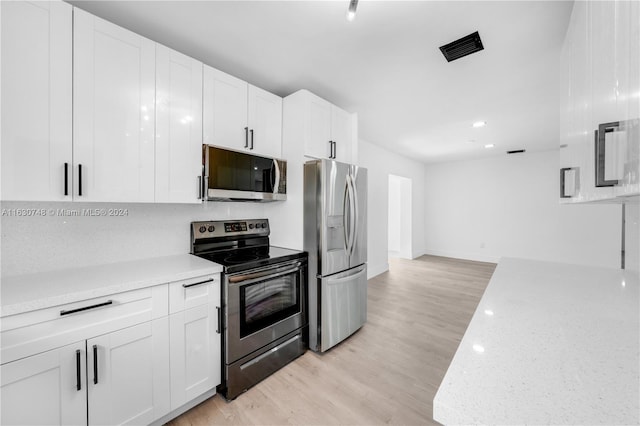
left=273, top=160, right=280, bottom=194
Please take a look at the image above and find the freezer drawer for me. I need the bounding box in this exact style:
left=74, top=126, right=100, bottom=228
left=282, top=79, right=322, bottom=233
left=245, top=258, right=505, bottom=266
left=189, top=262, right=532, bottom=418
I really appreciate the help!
left=319, top=264, right=367, bottom=352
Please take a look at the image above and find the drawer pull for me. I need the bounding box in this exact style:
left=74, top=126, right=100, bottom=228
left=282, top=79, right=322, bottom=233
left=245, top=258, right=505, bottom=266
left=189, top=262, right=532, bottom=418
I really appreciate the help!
left=93, top=345, right=98, bottom=384
left=76, top=349, right=81, bottom=391
left=60, top=300, right=113, bottom=316
left=182, top=278, right=214, bottom=288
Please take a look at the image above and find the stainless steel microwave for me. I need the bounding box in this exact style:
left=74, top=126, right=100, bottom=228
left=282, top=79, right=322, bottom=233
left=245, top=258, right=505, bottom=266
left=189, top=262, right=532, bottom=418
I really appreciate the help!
left=203, top=145, right=287, bottom=202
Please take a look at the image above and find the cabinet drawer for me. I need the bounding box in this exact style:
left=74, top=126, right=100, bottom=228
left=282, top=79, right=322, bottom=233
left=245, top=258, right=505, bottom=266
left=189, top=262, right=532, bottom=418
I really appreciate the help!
left=169, top=274, right=220, bottom=314
left=1, top=285, right=168, bottom=365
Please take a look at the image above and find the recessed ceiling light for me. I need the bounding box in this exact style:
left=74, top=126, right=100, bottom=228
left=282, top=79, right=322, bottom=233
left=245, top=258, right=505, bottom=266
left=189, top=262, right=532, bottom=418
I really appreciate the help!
left=473, top=121, right=486, bottom=128
left=484, top=144, right=495, bottom=149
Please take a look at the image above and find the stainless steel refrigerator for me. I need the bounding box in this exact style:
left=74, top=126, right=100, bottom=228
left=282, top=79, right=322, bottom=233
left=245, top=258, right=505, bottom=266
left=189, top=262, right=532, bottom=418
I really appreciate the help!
left=304, top=159, right=367, bottom=352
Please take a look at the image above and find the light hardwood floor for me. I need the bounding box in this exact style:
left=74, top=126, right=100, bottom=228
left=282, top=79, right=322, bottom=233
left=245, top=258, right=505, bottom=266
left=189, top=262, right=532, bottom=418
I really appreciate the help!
left=167, top=255, right=496, bottom=426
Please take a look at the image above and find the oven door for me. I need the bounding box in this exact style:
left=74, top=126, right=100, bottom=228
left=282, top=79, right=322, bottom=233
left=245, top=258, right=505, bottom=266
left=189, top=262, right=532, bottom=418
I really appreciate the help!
left=225, top=259, right=306, bottom=364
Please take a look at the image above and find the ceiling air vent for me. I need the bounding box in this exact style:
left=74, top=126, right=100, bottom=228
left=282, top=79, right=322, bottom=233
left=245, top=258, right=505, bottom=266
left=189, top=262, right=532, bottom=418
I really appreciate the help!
left=507, top=149, right=526, bottom=154
left=439, top=31, right=484, bottom=62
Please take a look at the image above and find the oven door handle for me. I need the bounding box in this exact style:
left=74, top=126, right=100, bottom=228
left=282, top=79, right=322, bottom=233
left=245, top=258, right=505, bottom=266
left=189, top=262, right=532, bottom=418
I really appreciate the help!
left=228, top=262, right=302, bottom=286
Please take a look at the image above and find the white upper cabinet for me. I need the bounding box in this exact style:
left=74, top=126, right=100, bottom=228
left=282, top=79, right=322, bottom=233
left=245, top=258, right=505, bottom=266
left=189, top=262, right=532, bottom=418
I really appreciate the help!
left=204, top=65, right=283, bottom=158
left=203, top=65, right=248, bottom=152
left=331, top=105, right=353, bottom=162
left=155, top=45, right=203, bottom=204
left=1, top=0, right=72, bottom=201
left=73, top=8, right=156, bottom=202
left=247, top=85, right=283, bottom=159
left=559, top=0, right=639, bottom=202
left=307, top=94, right=333, bottom=159
left=284, top=90, right=356, bottom=163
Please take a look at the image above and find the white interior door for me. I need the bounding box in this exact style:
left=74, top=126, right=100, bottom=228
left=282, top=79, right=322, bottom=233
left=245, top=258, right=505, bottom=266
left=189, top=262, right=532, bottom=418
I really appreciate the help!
left=1, top=0, right=72, bottom=201
left=0, top=341, right=87, bottom=425
left=73, top=9, right=156, bottom=202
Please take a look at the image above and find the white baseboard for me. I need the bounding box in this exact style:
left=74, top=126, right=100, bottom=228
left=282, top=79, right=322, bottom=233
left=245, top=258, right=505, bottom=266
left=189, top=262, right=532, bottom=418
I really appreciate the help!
left=367, top=262, right=389, bottom=279
left=422, top=248, right=500, bottom=264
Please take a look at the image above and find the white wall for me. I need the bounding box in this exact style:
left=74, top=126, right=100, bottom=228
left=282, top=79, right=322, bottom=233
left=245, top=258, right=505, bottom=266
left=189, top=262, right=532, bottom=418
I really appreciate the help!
left=359, top=139, right=426, bottom=278
left=0, top=200, right=287, bottom=276
left=423, top=150, right=622, bottom=268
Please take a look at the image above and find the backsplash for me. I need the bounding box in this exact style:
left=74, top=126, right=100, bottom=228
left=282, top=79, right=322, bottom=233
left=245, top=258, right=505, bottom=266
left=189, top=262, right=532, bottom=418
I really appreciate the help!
left=0, top=201, right=282, bottom=277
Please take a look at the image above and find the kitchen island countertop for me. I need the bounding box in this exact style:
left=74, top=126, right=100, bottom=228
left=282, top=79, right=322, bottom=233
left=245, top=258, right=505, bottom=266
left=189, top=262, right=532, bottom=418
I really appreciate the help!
left=1, top=254, right=222, bottom=317
left=433, top=257, right=639, bottom=425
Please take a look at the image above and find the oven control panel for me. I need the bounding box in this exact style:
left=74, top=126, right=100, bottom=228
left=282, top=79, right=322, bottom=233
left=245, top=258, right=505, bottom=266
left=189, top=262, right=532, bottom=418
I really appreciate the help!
left=191, top=219, right=269, bottom=240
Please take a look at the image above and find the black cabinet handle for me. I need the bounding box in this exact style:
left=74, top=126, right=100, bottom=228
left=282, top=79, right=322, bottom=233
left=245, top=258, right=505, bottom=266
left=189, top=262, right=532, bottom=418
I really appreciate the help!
left=333, top=141, right=337, bottom=159
left=78, top=164, right=83, bottom=196
left=93, top=345, right=98, bottom=385
left=182, top=278, right=214, bottom=288
left=64, top=163, right=69, bottom=196
left=244, top=127, right=249, bottom=148
left=76, top=349, right=82, bottom=391
left=595, top=122, right=620, bottom=187
left=216, top=306, right=222, bottom=334
left=560, top=167, right=579, bottom=198
left=250, top=129, right=254, bottom=150
left=328, top=141, right=333, bottom=158
left=60, top=300, right=113, bottom=316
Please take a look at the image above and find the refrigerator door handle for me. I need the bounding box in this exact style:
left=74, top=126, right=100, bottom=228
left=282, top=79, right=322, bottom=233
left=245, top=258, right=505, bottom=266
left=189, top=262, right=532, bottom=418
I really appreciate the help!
left=342, top=177, right=352, bottom=253
left=346, top=174, right=356, bottom=257
left=349, top=173, right=359, bottom=256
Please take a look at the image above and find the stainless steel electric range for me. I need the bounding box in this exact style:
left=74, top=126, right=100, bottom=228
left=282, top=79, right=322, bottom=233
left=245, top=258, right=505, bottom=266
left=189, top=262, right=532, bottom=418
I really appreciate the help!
left=190, top=219, right=308, bottom=400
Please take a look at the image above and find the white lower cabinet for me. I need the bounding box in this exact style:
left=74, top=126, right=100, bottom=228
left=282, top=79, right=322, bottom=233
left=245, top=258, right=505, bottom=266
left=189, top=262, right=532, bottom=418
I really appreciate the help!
left=88, top=319, right=171, bottom=425
left=0, top=274, right=222, bottom=425
left=0, top=341, right=87, bottom=426
left=0, top=319, right=170, bottom=426
left=168, top=275, right=221, bottom=410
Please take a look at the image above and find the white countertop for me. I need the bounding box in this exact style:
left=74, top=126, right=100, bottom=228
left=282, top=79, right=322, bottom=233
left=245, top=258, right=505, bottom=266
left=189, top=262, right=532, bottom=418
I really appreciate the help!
left=433, top=257, right=639, bottom=425
left=1, top=254, right=223, bottom=317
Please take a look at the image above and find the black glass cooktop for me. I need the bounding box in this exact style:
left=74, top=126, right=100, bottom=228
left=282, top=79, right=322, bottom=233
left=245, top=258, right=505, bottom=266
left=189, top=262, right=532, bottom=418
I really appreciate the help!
left=196, top=245, right=306, bottom=273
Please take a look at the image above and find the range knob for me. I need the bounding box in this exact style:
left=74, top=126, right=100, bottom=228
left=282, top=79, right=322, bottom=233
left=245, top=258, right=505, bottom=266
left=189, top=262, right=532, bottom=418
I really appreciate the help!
left=208, top=225, right=215, bottom=232
left=199, top=225, right=207, bottom=233
left=249, top=223, right=254, bottom=229
left=261, top=223, right=267, bottom=229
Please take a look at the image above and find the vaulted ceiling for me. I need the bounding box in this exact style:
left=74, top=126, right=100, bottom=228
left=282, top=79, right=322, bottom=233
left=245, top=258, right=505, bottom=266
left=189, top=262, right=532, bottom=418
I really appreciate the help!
left=68, top=0, right=574, bottom=163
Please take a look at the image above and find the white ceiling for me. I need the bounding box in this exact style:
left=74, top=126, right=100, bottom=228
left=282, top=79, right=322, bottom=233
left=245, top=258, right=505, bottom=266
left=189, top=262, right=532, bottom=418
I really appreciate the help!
left=68, top=0, right=574, bottom=164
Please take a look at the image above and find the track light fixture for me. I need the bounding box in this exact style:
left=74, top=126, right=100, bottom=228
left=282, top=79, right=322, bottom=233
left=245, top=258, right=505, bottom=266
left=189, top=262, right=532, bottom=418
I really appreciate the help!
left=347, top=0, right=358, bottom=21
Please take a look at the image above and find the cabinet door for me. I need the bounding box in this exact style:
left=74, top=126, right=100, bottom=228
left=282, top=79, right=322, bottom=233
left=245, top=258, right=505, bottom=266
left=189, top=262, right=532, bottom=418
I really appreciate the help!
left=306, top=94, right=332, bottom=159
left=1, top=0, right=72, bottom=201
left=73, top=8, right=156, bottom=202
left=156, top=45, right=203, bottom=203
left=0, top=341, right=86, bottom=425
left=614, top=0, right=640, bottom=197
left=331, top=106, right=353, bottom=163
left=87, top=319, right=170, bottom=426
left=587, top=1, right=618, bottom=201
left=203, top=65, right=248, bottom=150
left=247, top=85, right=283, bottom=158
left=169, top=302, right=221, bottom=409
